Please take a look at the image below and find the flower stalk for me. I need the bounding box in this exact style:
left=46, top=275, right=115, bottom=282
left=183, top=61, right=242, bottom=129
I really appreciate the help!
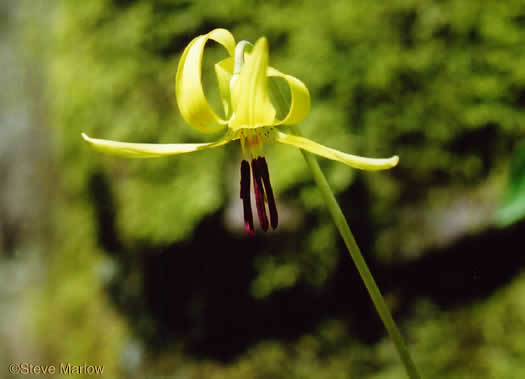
left=269, top=79, right=421, bottom=378
left=295, top=126, right=421, bottom=379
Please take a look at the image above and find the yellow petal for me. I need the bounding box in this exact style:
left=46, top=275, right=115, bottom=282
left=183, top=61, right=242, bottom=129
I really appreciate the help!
left=274, top=131, right=399, bottom=170
left=175, top=28, right=235, bottom=134
left=214, top=57, right=234, bottom=119
left=267, top=67, right=310, bottom=125
left=229, top=37, right=276, bottom=130
left=81, top=132, right=237, bottom=158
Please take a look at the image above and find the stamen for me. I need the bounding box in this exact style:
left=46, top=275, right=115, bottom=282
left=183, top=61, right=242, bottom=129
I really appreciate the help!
left=251, top=158, right=269, bottom=232
left=240, top=160, right=255, bottom=236
left=258, top=157, right=278, bottom=229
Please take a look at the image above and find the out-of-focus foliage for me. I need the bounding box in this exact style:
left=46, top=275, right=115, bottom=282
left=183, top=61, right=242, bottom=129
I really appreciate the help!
left=497, top=144, right=525, bottom=226
left=10, top=0, right=524, bottom=377
left=1, top=0, right=127, bottom=377
left=138, top=272, right=525, bottom=379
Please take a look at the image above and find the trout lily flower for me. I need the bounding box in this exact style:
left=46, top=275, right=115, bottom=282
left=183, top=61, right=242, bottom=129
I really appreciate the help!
left=82, top=28, right=398, bottom=236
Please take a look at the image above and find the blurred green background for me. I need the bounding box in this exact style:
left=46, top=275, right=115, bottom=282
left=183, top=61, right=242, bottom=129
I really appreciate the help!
left=3, top=0, right=525, bottom=377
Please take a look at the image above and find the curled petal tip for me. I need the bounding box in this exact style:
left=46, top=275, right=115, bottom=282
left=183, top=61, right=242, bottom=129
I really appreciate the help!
left=257, top=36, right=268, bottom=50
left=390, top=155, right=400, bottom=168
left=82, top=132, right=98, bottom=148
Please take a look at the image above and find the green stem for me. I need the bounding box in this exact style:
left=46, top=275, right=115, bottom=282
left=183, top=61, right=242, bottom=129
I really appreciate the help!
left=267, top=75, right=421, bottom=378
left=290, top=127, right=421, bottom=379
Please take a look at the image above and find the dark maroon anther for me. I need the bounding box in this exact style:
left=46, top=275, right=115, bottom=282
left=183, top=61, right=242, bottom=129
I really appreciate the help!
left=240, top=160, right=255, bottom=236
left=251, top=158, right=269, bottom=232
left=258, top=157, right=278, bottom=230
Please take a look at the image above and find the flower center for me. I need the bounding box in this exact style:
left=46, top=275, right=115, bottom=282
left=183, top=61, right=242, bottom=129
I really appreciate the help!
left=239, top=127, right=269, bottom=160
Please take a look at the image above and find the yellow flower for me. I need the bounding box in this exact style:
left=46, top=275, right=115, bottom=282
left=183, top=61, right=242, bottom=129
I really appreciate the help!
left=82, top=28, right=398, bottom=236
